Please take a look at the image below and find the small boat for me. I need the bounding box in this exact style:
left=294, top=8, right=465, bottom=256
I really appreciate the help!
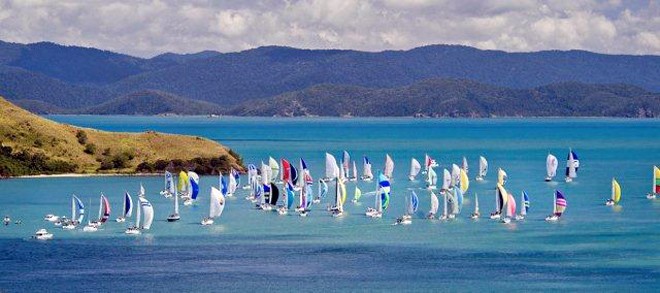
left=647, top=166, right=660, bottom=199
left=62, top=195, right=85, bottom=230
left=451, top=164, right=461, bottom=187
left=126, top=196, right=154, bottom=234
left=33, top=229, right=53, bottom=240
left=183, top=171, right=200, bottom=206
left=409, top=157, right=421, bottom=181
left=314, top=179, right=328, bottom=204
left=243, top=164, right=258, bottom=191
left=279, top=182, right=296, bottom=215
left=475, top=156, right=488, bottom=181
left=84, top=194, right=110, bottom=231
left=564, top=149, right=579, bottom=183
left=515, top=191, right=529, bottom=220
left=115, top=192, right=133, bottom=223
left=383, top=154, right=394, bottom=180
left=201, top=187, right=225, bottom=225
left=44, top=214, right=59, bottom=222
left=605, top=178, right=621, bottom=206
left=352, top=186, right=362, bottom=203
left=227, top=168, right=239, bottom=197
left=159, top=171, right=176, bottom=198
left=3, top=215, right=11, bottom=226
left=361, top=156, right=374, bottom=181
left=462, top=157, right=469, bottom=174
left=423, top=154, right=438, bottom=175
left=489, top=183, right=507, bottom=220
left=545, top=190, right=567, bottom=222
left=366, top=173, right=390, bottom=218
left=330, top=178, right=346, bottom=217
left=350, top=160, right=358, bottom=182
left=426, top=165, right=437, bottom=190
left=470, top=193, right=480, bottom=219
left=395, top=191, right=418, bottom=225
left=427, top=191, right=439, bottom=219
left=501, top=192, right=516, bottom=224
left=545, top=154, right=558, bottom=182
left=167, top=180, right=181, bottom=222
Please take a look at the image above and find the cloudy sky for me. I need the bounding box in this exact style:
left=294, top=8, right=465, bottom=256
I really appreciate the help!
left=0, top=0, right=657, bottom=57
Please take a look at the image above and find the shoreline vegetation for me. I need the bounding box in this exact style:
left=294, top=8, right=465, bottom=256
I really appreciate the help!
left=0, top=97, right=244, bottom=178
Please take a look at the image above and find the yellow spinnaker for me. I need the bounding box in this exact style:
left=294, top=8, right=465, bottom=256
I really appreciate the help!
left=460, top=169, right=470, bottom=193
left=178, top=171, right=189, bottom=192
left=612, top=178, right=621, bottom=203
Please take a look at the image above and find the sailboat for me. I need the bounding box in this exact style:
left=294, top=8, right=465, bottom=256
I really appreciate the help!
left=324, top=153, right=339, bottom=182
left=178, top=170, right=190, bottom=199
left=350, top=160, right=358, bottom=182
left=647, top=166, right=660, bottom=199
left=441, top=169, right=451, bottom=191
left=426, top=165, right=437, bottom=190
left=366, top=173, right=390, bottom=218
left=423, top=154, right=438, bottom=174
left=384, top=154, right=394, bottom=179
left=201, top=187, right=226, bottom=225
left=84, top=194, right=110, bottom=231
left=115, top=192, right=133, bottom=223
left=605, top=178, right=621, bottom=206
left=126, top=196, right=154, bottom=234
left=330, top=178, right=346, bottom=217
left=470, top=193, right=480, bottom=219
left=476, top=156, right=488, bottom=181
left=160, top=171, right=176, bottom=198
left=183, top=171, right=200, bottom=205
left=489, top=183, right=508, bottom=220
left=279, top=182, right=294, bottom=215
left=395, top=191, right=418, bottom=225
left=243, top=164, right=257, bottom=191
left=62, top=195, right=85, bottom=230
left=545, top=154, right=558, bottom=182
left=227, top=168, right=239, bottom=197
left=427, top=191, right=439, bottom=219
left=167, top=175, right=182, bottom=221
left=565, top=149, right=580, bottom=182
left=501, top=192, right=516, bottom=224
left=451, top=164, right=461, bottom=187
left=269, top=157, right=280, bottom=183
left=362, top=156, right=374, bottom=181
left=545, top=190, right=567, bottom=222
left=342, top=151, right=351, bottom=178
left=462, top=157, right=469, bottom=174
left=314, top=179, right=328, bottom=203
left=409, top=158, right=421, bottom=181
left=515, top=191, right=529, bottom=220
left=352, top=186, right=362, bottom=203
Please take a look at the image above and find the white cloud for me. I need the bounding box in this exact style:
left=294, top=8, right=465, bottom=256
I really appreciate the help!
left=0, top=0, right=656, bottom=57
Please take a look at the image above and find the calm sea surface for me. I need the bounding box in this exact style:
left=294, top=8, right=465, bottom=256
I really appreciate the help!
left=1, top=116, right=659, bottom=291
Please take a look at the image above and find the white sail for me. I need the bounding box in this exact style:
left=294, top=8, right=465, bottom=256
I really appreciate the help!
left=260, top=162, right=270, bottom=185
left=228, top=169, right=237, bottom=195
left=442, top=169, right=451, bottom=190
left=462, top=157, right=469, bottom=174
left=384, top=154, right=394, bottom=178
left=546, top=154, right=558, bottom=179
left=139, top=197, right=154, bottom=230
left=342, top=151, right=351, bottom=175
left=498, top=168, right=508, bottom=186
left=409, top=158, right=421, bottom=180
left=209, top=187, right=225, bottom=219
left=363, top=158, right=373, bottom=179
left=427, top=166, right=437, bottom=187
left=474, top=193, right=479, bottom=214
left=430, top=192, right=439, bottom=215
left=325, top=153, right=339, bottom=180
left=478, top=156, right=488, bottom=178
left=174, top=185, right=179, bottom=214
left=566, top=149, right=579, bottom=179
left=352, top=160, right=357, bottom=179
left=451, top=164, right=461, bottom=187
left=269, top=157, right=279, bottom=182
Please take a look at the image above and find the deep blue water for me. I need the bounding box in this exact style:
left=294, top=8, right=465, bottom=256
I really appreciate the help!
left=1, top=116, right=659, bottom=291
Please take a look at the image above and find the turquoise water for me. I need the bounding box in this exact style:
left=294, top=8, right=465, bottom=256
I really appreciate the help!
left=1, top=116, right=659, bottom=291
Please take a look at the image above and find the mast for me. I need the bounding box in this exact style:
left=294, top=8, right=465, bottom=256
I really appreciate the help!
left=174, top=185, right=179, bottom=214
left=474, top=193, right=479, bottom=214
left=71, top=195, right=75, bottom=219
left=136, top=197, right=141, bottom=228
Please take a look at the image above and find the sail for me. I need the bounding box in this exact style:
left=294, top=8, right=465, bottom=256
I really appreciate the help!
left=319, top=179, right=328, bottom=198
left=124, top=192, right=133, bottom=217
left=139, top=197, right=154, bottom=230
left=354, top=186, right=362, bottom=202
left=286, top=182, right=295, bottom=210
left=497, top=168, right=508, bottom=186
left=430, top=192, right=439, bottom=215
left=334, top=179, right=343, bottom=211
left=140, top=184, right=145, bottom=197
left=325, top=153, right=339, bottom=180
left=427, top=166, right=438, bottom=186
left=165, top=171, right=176, bottom=195
left=496, top=183, right=509, bottom=214
left=260, top=162, right=270, bottom=185
left=409, top=158, right=421, bottom=179
left=178, top=171, right=189, bottom=195
left=448, top=190, right=458, bottom=215
left=612, top=178, right=621, bottom=203
left=290, top=165, right=299, bottom=185
left=565, top=149, right=579, bottom=178
left=73, top=195, right=85, bottom=223
left=479, top=156, right=488, bottom=177
left=474, top=193, right=480, bottom=214
left=100, top=194, right=110, bottom=223
left=228, top=168, right=238, bottom=195
left=425, top=154, right=437, bottom=170
left=363, top=156, right=373, bottom=179
left=442, top=169, right=451, bottom=190
left=378, top=173, right=391, bottom=210
left=342, top=151, right=351, bottom=175
left=462, top=157, right=469, bottom=174
left=340, top=180, right=347, bottom=206
left=209, top=186, right=225, bottom=218
left=555, top=190, right=567, bottom=216
left=455, top=186, right=463, bottom=211
left=301, top=158, right=313, bottom=186
left=451, top=164, right=461, bottom=186
left=384, top=154, right=394, bottom=178
left=220, top=173, right=228, bottom=195
left=654, top=166, right=660, bottom=193
left=459, top=168, right=469, bottom=193
left=352, top=160, right=357, bottom=179
left=281, top=159, right=291, bottom=183
left=188, top=171, right=200, bottom=200
left=506, top=193, right=516, bottom=218
left=269, top=183, right=280, bottom=205
left=546, top=154, right=558, bottom=179
left=269, top=157, right=279, bottom=182
left=410, top=191, right=419, bottom=214
left=247, top=164, right=257, bottom=187
left=522, top=191, right=529, bottom=215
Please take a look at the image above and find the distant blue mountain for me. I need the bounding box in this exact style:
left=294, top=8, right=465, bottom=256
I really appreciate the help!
left=0, top=40, right=657, bottom=115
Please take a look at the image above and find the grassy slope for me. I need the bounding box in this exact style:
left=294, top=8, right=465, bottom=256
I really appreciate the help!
left=0, top=96, right=241, bottom=174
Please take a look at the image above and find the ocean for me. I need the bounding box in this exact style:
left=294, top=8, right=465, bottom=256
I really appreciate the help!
left=1, top=116, right=659, bottom=291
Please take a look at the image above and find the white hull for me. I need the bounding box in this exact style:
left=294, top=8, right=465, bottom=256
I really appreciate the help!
left=277, top=208, right=288, bottom=215
left=201, top=218, right=214, bottom=225
left=82, top=225, right=98, bottom=232
left=183, top=199, right=194, bottom=206
left=515, top=215, right=525, bottom=221
left=605, top=200, right=615, bottom=206
left=545, top=215, right=560, bottom=222
left=34, top=229, right=53, bottom=240
left=544, top=177, right=553, bottom=182
left=125, top=227, right=141, bottom=234
left=501, top=217, right=511, bottom=224
left=159, top=191, right=173, bottom=198
left=475, top=177, right=483, bottom=182
left=44, top=214, right=59, bottom=222
left=565, top=177, right=573, bottom=183
left=62, top=223, right=76, bottom=230
left=646, top=193, right=656, bottom=199
left=332, top=211, right=343, bottom=218
left=167, top=214, right=181, bottom=222
left=115, top=217, right=125, bottom=223
left=470, top=213, right=480, bottom=220
left=489, top=213, right=501, bottom=220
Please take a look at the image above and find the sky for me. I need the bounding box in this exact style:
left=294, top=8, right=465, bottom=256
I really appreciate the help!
left=0, top=0, right=658, bottom=57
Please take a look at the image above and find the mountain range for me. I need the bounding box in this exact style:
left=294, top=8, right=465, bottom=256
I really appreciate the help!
left=0, top=40, right=658, bottom=117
